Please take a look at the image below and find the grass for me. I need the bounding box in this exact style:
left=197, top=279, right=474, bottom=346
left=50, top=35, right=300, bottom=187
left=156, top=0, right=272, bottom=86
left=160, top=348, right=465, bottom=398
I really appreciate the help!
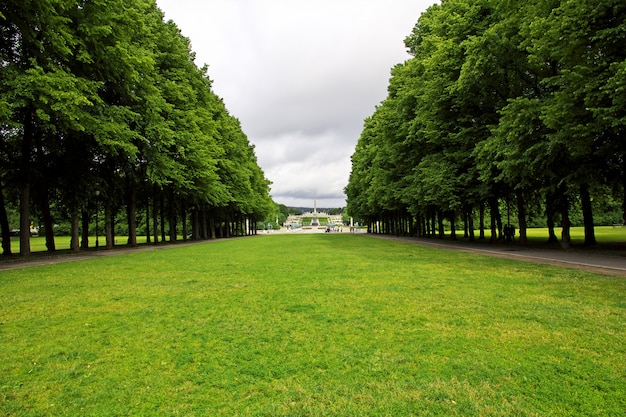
left=1, top=234, right=625, bottom=416
left=5, top=235, right=152, bottom=253
left=524, top=225, right=626, bottom=245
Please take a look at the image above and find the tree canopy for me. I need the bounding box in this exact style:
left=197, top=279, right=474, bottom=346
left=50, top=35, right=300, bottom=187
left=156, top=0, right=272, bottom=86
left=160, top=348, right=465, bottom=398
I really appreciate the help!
left=0, top=0, right=274, bottom=255
left=345, top=0, right=626, bottom=246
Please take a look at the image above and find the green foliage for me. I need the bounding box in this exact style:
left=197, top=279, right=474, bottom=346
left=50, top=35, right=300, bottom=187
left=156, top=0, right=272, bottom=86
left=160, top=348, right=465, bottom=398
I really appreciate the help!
left=1, top=235, right=624, bottom=415
left=0, top=0, right=273, bottom=254
left=346, top=0, right=626, bottom=241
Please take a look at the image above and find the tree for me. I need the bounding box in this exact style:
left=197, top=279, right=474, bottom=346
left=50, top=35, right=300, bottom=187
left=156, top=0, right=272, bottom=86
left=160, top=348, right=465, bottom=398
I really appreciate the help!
left=0, top=0, right=275, bottom=256
left=526, top=0, right=626, bottom=245
left=1, top=0, right=102, bottom=255
left=347, top=0, right=626, bottom=246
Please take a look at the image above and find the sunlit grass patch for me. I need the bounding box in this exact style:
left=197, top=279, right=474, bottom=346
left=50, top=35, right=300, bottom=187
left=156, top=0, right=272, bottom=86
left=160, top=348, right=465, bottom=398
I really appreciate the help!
left=1, top=234, right=624, bottom=416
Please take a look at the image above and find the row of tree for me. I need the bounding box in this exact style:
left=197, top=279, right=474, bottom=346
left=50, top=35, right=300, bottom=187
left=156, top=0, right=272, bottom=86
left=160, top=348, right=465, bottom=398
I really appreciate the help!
left=0, top=0, right=274, bottom=255
left=345, top=0, right=625, bottom=246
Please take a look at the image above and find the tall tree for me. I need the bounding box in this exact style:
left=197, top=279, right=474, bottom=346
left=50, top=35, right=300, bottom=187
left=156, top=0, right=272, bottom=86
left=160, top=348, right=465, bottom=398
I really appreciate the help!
left=527, top=0, right=626, bottom=245
left=1, top=0, right=101, bottom=255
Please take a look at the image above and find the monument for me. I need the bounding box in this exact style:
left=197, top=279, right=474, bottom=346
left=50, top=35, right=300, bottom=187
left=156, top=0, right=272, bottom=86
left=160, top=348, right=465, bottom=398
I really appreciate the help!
left=311, top=200, right=319, bottom=226
left=284, top=201, right=344, bottom=230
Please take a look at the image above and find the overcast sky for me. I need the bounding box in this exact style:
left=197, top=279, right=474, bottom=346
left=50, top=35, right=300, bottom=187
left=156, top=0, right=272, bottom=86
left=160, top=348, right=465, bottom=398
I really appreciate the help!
left=156, top=0, right=436, bottom=209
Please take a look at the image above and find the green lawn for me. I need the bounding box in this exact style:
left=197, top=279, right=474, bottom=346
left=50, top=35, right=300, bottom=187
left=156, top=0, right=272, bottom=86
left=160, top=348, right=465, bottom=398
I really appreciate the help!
left=524, top=225, right=626, bottom=245
left=6, top=235, right=152, bottom=253
left=1, top=234, right=624, bottom=416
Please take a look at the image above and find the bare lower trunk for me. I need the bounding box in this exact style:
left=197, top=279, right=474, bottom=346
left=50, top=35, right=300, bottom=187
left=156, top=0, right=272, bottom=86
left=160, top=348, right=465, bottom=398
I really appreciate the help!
left=81, top=210, right=89, bottom=249
left=489, top=198, right=499, bottom=243
left=181, top=203, right=188, bottom=241
left=19, top=184, right=31, bottom=256
left=516, top=189, right=527, bottom=245
left=160, top=194, right=166, bottom=242
left=580, top=183, right=596, bottom=246
left=168, top=189, right=176, bottom=243
left=437, top=210, right=444, bottom=239
left=561, top=205, right=571, bottom=249
left=545, top=193, right=558, bottom=244
left=450, top=213, right=456, bottom=240
left=468, top=207, right=475, bottom=242
left=0, top=181, right=12, bottom=255
left=200, top=207, right=208, bottom=239
left=479, top=201, right=485, bottom=240
left=209, top=214, right=216, bottom=240
left=104, top=201, right=113, bottom=249
left=145, top=195, right=151, bottom=244
left=127, top=180, right=137, bottom=247
left=19, top=112, right=33, bottom=257
left=622, top=164, right=626, bottom=225
left=152, top=186, right=159, bottom=244
left=38, top=182, right=56, bottom=252
left=70, top=211, right=80, bottom=252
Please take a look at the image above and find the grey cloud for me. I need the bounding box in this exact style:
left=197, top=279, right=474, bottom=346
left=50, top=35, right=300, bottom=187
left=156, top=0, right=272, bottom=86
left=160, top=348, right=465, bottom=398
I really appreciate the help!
left=158, top=0, right=435, bottom=207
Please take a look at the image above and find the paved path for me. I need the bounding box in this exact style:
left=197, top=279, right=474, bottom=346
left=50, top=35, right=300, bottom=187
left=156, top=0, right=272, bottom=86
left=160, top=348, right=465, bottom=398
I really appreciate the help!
left=369, top=234, right=626, bottom=277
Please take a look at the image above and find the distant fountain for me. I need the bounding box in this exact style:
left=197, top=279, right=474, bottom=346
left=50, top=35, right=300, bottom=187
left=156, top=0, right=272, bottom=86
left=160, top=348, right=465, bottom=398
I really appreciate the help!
left=311, top=200, right=319, bottom=226
left=284, top=200, right=343, bottom=231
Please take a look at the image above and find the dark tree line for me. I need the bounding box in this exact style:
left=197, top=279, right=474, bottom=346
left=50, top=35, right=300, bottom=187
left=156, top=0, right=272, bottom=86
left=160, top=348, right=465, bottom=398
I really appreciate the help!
left=0, top=0, right=274, bottom=256
left=345, top=0, right=625, bottom=247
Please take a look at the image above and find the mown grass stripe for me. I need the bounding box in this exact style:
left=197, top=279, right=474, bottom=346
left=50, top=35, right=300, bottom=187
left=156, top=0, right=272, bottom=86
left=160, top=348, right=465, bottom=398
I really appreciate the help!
left=1, top=234, right=624, bottom=416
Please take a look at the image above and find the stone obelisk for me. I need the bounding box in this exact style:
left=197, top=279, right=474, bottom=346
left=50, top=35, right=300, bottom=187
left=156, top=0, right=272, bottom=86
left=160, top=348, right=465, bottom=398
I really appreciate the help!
left=312, top=200, right=319, bottom=226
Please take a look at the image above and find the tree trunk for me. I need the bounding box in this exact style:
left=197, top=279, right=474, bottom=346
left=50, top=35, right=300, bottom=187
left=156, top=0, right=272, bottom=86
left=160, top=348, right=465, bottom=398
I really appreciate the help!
left=160, top=194, right=166, bottom=242
left=561, top=204, right=571, bottom=249
left=70, top=211, right=80, bottom=252
left=19, top=110, right=34, bottom=257
left=0, top=181, right=12, bottom=255
left=191, top=207, right=199, bottom=240
left=182, top=203, right=188, bottom=241
left=496, top=209, right=503, bottom=241
left=201, top=207, right=208, bottom=239
left=104, top=201, right=113, bottom=249
left=489, top=198, right=498, bottom=243
left=622, top=163, right=626, bottom=225
left=463, top=207, right=469, bottom=239
left=168, top=189, right=176, bottom=242
left=152, top=186, right=159, bottom=244
left=516, top=189, right=527, bottom=245
left=468, top=207, right=475, bottom=242
left=430, top=211, right=436, bottom=237
left=127, top=179, right=137, bottom=247
left=145, top=195, right=151, bottom=244
left=545, top=193, right=558, bottom=244
left=437, top=210, right=444, bottom=239
left=450, top=213, right=456, bottom=241
left=580, top=183, right=596, bottom=246
left=19, top=183, right=31, bottom=256
left=34, top=133, right=56, bottom=252
left=38, top=181, right=56, bottom=252
left=110, top=206, right=116, bottom=246
left=81, top=210, right=89, bottom=249
left=479, top=201, right=485, bottom=240
left=209, top=214, right=216, bottom=239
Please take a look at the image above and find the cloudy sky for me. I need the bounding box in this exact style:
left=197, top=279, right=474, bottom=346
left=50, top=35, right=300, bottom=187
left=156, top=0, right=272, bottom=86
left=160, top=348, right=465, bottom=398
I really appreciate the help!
left=156, top=0, right=436, bottom=208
